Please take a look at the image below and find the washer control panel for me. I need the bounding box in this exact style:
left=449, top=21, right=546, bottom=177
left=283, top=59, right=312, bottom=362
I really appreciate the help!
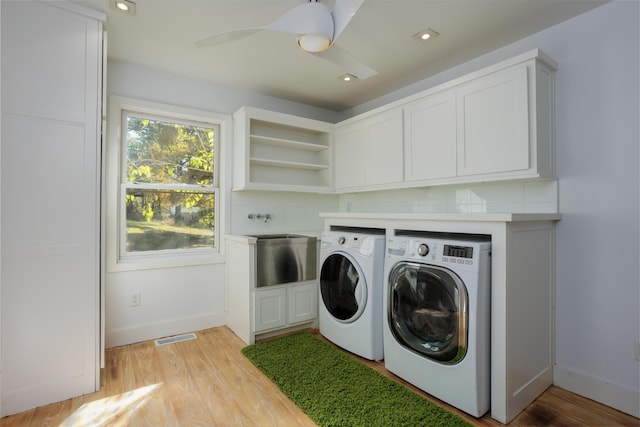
left=387, top=236, right=488, bottom=269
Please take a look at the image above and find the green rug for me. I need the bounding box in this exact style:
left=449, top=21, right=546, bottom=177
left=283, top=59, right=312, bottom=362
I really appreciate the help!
left=241, top=331, right=472, bottom=427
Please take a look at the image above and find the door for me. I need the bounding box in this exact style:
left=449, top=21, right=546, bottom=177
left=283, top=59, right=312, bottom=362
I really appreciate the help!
left=387, top=261, right=468, bottom=364
left=254, top=288, right=287, bottom=332
left=319, top=253, right=367, bottom=322
left=456, top=65, right=529, bottom=176
left=404, top=90, right=457, bottom=181
left=1, top=1, right=103, bottom=416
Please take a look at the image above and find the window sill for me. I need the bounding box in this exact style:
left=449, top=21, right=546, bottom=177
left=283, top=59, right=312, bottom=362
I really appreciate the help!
left=108, top=250, right=224, bottom=273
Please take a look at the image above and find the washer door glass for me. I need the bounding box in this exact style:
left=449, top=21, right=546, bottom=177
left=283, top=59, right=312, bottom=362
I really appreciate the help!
left=388, top=261, right=468, bottom=364
left=320, top=253, right=367, bottom=323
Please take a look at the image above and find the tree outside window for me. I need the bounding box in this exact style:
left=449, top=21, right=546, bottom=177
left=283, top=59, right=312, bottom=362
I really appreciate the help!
left=121, top=112, right=218, bottom=255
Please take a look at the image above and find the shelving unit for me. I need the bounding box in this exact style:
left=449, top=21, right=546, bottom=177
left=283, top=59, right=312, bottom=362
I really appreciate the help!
left=233, top=107, right=333, bottom=192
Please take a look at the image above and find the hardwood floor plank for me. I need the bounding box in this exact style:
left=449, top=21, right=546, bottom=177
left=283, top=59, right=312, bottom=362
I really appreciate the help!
left=1, top=326, right=637, bottom=427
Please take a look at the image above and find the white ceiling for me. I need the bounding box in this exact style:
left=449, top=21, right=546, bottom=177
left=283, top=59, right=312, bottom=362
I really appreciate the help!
left=71, top=0, right=607, bottom=111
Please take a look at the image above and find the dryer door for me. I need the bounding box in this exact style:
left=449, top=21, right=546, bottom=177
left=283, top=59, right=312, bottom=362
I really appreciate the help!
left=388, top=261, right=468, bottom=364
left=320, top=252, right=368, bottom=323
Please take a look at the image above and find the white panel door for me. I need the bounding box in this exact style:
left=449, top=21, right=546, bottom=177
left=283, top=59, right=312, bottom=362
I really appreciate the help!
left=1, top=1, right=102, bottom=416
left=334, top=123, right=367, bottom=189
left=365, top=109, right=403, bottom=186
left=404, top=90, right=457, bottom=181
left=253, top=288, right=287, bottom=332
left=457, top=66, right=530, bottom=176
left=288, top=282, right=318, bottom=325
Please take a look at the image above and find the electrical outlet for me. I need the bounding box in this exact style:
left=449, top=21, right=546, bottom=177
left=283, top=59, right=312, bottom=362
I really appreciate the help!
left=130, top=291, right=141, bottom=307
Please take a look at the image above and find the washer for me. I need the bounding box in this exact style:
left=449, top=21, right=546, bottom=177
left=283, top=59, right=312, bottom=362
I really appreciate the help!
left=383, top=233, right=491, bottom=417
left=318, top=230, right=385, bottom=361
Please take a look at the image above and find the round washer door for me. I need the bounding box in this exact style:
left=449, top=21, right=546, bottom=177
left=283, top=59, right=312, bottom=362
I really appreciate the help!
left=387, top=261, right=468, bottom=364
left=320, top=252, right=368, bottom=323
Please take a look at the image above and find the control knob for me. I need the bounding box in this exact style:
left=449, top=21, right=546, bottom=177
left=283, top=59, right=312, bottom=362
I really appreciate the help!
left=417, top=243, right=429, bottom=257
left=338, top=236, right=346, bottom=245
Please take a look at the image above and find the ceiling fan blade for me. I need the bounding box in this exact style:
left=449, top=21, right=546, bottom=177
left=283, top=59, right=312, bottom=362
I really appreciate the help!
left=195, top=28, right=262, bottom=48
left=314, top=43, right=377, bottom=79
left=331, top=0, right=365, bottom=42
left=196, top=2, right=334, bottom=49
left=264, top=1, right=333, bottom=39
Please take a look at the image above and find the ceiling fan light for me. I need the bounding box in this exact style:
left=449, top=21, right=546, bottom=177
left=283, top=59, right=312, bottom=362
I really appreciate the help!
left=297, top=34, right=332, bottom=53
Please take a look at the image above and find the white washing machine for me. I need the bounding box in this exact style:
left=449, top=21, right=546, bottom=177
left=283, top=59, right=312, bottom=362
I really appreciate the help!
left=383, top=233, right=491, bottom=417
left=318, top=229, right=386, bottom=361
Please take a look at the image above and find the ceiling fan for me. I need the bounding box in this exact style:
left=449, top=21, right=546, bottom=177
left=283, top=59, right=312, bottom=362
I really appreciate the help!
left=195, top=0, right=377, bottom=80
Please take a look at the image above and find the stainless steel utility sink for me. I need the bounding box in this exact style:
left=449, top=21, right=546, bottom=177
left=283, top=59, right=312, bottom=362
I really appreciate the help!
left=248, top=234, right=317, bottom=287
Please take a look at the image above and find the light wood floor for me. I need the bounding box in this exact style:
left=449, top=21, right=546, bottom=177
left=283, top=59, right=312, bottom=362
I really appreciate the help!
left=1, top=327, right=637, bottom=426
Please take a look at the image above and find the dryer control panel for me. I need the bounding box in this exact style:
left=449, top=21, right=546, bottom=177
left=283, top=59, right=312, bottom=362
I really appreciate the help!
left=321, top=232, right=380, bottom=257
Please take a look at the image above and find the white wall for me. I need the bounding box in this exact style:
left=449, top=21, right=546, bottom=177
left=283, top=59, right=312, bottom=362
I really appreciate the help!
left=338, top=1, right=640, bottom=417
left=105, top=61, right=339, bottom=347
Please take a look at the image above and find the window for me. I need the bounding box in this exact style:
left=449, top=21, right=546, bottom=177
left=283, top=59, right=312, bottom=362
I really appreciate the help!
left=120, top=111, right=219, bottom=258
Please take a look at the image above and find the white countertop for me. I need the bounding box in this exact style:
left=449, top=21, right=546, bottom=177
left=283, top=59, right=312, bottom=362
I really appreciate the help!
left=319, top=212, right=561, bottom=222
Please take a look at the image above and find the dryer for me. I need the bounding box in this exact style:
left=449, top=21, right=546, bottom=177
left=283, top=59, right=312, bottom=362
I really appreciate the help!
left=318, top=230, right=385, bottom=361
left=383, top=233, right=491, bottom=417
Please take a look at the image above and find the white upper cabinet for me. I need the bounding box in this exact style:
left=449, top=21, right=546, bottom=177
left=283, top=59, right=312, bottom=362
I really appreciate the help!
left=335, top=49, right=557, bottom=192
left=233, top=49, right=556, bottom=194
left=334, top=108, right=403, bottom=191
left=404, top=90, right=457, bottom=181
left=233, top=107, right=333, bottom=192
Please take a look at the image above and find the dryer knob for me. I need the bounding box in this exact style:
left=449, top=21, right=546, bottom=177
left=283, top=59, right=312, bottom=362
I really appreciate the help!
left=417, top=243, right=430, bottom=257
left=338, top=236, right=346, bottom=245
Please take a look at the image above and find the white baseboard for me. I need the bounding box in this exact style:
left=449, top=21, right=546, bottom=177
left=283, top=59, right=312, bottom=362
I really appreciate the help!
left=105, top=311, right=225, bottom=348
left=554, top=364, right=640, bottom=418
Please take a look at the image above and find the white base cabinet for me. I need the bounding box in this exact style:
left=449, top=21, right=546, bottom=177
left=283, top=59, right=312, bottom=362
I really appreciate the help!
left=319, top=212, right=559, bottom=424
left=225, top=236, right=318, bottom=344
left=254, top=282, right=318, bottom=333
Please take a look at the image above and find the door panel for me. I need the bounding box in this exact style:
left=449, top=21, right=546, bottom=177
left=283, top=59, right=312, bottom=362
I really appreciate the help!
left=1, top=1, right=102, bottom=416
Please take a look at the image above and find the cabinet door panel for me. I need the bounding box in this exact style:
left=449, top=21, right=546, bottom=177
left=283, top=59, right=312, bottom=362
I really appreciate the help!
left=254, top=288, right=287, bottom=332
left=334, top=124, right=367, bottom=189
left=457, top=66, right=529, bottom=176
left=366, top=109, right=403, bottom=186
left=404, top=91, right=457, bottom=181
left=288, top=282, right=318, bottom=325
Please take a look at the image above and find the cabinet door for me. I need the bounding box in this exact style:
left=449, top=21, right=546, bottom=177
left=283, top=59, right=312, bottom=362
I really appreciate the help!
left=404, top=91, right=457, bottom=181
left=254, top=288, right=287, bottom=332
left=366, top=109, right=403, bottom=186
left=288, top=282, right=318, bottom=325
left=334, top=122, right=367, bottom=189
left=334, top=109, right=403, bottom=190
left=457, top=66, right=529, bottom=176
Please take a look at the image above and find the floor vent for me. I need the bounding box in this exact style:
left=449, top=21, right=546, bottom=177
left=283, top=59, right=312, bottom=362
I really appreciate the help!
left=155, top=332, right=197, bottom=346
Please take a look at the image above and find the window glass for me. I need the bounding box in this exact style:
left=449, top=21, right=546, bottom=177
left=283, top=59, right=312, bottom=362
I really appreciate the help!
left=121, top=112, right=218, bottom=256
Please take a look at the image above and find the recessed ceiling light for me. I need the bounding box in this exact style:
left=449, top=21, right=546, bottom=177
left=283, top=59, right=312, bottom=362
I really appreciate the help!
left=112, top=0, right=136, bottom=15
left=338, top=73, right=357, bottom=82
left=413, top=28, right=439, bottom=42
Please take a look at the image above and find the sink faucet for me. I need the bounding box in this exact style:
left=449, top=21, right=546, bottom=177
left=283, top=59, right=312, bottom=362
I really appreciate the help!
left=248, top=213, right=272, bottom=223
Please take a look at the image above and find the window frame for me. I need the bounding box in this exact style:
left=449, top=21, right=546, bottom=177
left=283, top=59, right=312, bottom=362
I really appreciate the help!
left=106, top=96, right=229, bottom=272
